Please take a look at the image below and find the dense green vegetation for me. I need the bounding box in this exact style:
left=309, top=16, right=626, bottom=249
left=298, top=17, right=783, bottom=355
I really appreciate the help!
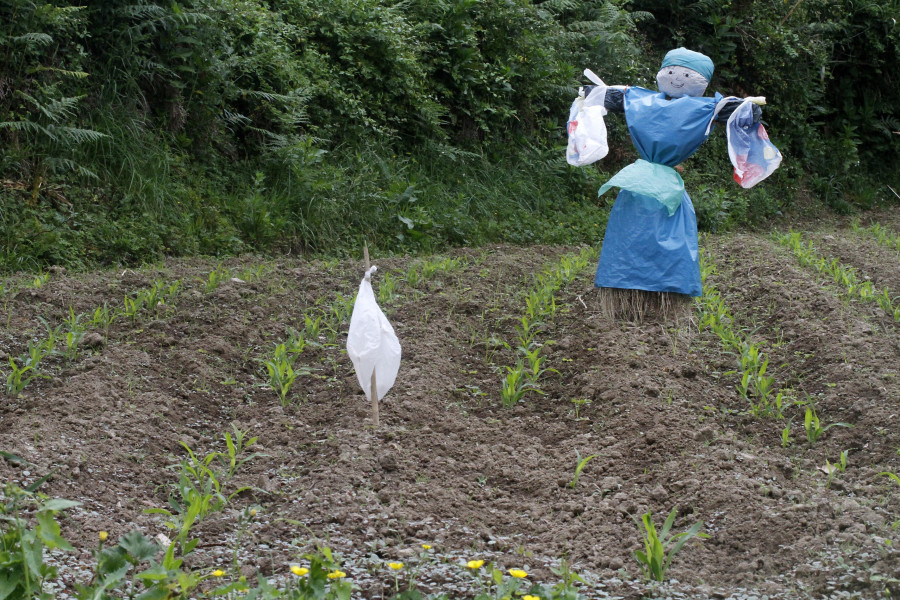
left=1, top=0, right=897, bottom=271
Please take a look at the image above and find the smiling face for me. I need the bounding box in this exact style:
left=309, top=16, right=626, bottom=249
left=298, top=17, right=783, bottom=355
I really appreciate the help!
left=656, top=65, right=709, bottom=98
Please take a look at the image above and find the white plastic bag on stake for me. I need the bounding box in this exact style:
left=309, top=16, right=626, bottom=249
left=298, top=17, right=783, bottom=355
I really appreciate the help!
left=566, top=68, right=609, bottom=166
left=346, top=266, right=401, bottom=403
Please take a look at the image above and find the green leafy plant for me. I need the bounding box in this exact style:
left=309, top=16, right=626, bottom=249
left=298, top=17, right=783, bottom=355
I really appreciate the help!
left=265, top=344, right=299, bottom=405
left=202, top=265, right=231, bottom=292
left=89, top=302, right=117, bottom=339
left=571, top=397, right=591, bottom=420
left=569, top=450, right=597, bottom=489
left=219, top=424, right=263, bottom=478
left=804, top=406, right=852, bottom=445
left=500, top=362, right=540, bottom=407
left=633, top=507, right=708, bottom=582
left=0, top=480, right=81, bottom=599
left=63, top=306, right=86, bottom=360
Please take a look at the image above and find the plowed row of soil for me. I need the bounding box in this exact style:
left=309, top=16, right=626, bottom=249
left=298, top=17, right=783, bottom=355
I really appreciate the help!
left=1, top=213, right=899, bottom=599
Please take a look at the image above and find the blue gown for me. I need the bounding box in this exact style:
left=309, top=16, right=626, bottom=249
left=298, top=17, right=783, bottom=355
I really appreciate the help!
left=594, top=87, right=723, bottom=297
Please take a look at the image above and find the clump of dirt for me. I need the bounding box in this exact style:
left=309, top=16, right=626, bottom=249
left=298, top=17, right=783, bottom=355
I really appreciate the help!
left=1, top=222, right=899, bottom=598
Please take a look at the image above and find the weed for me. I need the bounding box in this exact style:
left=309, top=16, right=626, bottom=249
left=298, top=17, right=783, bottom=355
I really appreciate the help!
left=633, top=507, right=708, bottom=582
left=378, top=271, right=398, bottom=304
left=0, top=482, right=81, bottom=599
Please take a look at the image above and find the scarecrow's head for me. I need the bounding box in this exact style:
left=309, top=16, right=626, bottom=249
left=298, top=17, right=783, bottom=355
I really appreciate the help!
left=656, top=48, right=714, bottom=98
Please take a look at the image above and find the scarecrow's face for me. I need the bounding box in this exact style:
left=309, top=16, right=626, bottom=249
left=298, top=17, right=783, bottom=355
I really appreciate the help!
left=656, top=65, right=709, bottom=98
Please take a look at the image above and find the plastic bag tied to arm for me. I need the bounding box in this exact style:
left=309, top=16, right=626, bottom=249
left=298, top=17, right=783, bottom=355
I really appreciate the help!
left=346, top=266, right=401, bottom=402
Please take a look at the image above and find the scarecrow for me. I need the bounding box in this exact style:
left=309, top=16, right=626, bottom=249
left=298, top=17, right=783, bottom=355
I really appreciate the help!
left=568, top=48, right=781, bottom=319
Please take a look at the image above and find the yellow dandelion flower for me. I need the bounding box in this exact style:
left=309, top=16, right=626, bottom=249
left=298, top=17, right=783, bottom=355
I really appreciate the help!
left=421, top=544, right=432, bottom=550
left=98, top=531, right=108, bottom=542
left=523, top=596, right=541, bottom=600
left=327, top=571, right=347, bottom=579
left=466, top=559, right=485, bottom=570
left=291, top=566, right=309, bottom=576
left=509, top=568, right=528, bottom=578
left=388, top=562, right=404, bottom=570
left=212, top=569, right=225, bottom=577
left=250, top=508, right=258, bottom=517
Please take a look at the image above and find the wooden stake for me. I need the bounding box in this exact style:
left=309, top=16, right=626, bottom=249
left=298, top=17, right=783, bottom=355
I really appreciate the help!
left=370, top=368, right=379, bottom=428
left=363, top=241, right=379, bottom=427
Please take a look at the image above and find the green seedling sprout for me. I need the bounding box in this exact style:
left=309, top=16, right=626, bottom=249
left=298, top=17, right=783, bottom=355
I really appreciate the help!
left=633, top=507, right=708, bottom=582
left=804, top=406, right=851, bottom=445
left=569, top=450, right=597, bottom=489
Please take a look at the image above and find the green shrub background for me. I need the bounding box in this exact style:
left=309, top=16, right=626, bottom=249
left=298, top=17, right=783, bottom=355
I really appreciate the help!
left=1, top=0, right=897, bottom=270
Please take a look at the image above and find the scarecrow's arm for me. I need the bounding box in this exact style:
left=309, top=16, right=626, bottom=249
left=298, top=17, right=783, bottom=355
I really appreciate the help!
left=717, top=99, right=763, bottom=123
left=586, top=85, right=763, bottom=123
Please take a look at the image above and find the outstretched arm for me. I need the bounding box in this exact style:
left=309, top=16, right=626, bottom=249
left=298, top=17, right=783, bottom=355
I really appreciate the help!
left=716, top=98, right=763, bottom=123
left=581, top=85, right=625, bottom=113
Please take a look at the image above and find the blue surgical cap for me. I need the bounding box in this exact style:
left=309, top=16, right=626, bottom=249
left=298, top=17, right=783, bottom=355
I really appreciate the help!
left=661, top=48, right=714, bottom=82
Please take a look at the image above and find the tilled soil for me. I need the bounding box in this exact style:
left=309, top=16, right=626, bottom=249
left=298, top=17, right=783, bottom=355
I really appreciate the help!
left=1, top=215, right=899, bottom=599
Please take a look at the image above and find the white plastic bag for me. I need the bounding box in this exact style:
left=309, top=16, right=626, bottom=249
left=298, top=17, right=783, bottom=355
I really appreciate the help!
left=726, top=99, right=782, bottom=188
left=566, top=68, right=609, bottom=166
left=346, top=266, right=401, bottom=401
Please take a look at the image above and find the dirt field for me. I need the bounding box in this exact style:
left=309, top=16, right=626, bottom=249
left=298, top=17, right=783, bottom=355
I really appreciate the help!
left=2, top=211, right=899, bottom=599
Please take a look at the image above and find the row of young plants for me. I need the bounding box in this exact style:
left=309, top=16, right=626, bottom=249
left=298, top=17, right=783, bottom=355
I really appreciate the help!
left=261, top=254, right=470, bottom=406
left=851, top=220, right=900, bottom=255
left=498, top=248, right=597, bottom=408
left=774, top=230, right=900, bottom=322
left=1, top=278, right=181, bottom=398
left=0, top=423, right=597, bottom=600
left=696, top=247, right=851, bottom=460
left=1, top=435, right=709, bottom=599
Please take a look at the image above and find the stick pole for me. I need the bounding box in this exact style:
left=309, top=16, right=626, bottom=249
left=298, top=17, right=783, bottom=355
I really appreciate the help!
left=370, top=368, right=379, bottom=428
left=363, top=241, right=379, bottom=427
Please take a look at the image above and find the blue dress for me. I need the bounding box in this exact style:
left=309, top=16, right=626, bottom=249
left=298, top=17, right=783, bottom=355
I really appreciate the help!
left=594, top=87, right=723, bottom=297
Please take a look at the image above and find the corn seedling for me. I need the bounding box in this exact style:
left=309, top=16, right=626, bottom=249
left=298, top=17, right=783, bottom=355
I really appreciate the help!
left=218, top=424, right=263, bottom=478
left=37, top=316, right=62, bottom=355
left=202, top=265, right=230, bottom=292
left=571, top=397, right=591, bottom=420
left=5, top=356, right=43, bottom=397
left=569, top=450, right=597, bottom=489
left=520, top=344, right=557, bottom=385
left=89, top=302, right=117, bottom=338
left=265, top=343, right=299, bottom=405
left=879, top=471, right=900, bottom=489
left=285, top=326, right=308, bottom=355
left=781, top=425, right=793, bottom=448
left=30, top=272, right=50, bottom=288
left=63, top=307, right=86, bottom=360
left=804, top=406, right=851, bottom=445
left=633, top=507, right=708, bottom=582
left=304, top=312, right=323, bottom=341
left=500, top=362, right=540, bottom=407
left=122, top=294, right=143, bottom=323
